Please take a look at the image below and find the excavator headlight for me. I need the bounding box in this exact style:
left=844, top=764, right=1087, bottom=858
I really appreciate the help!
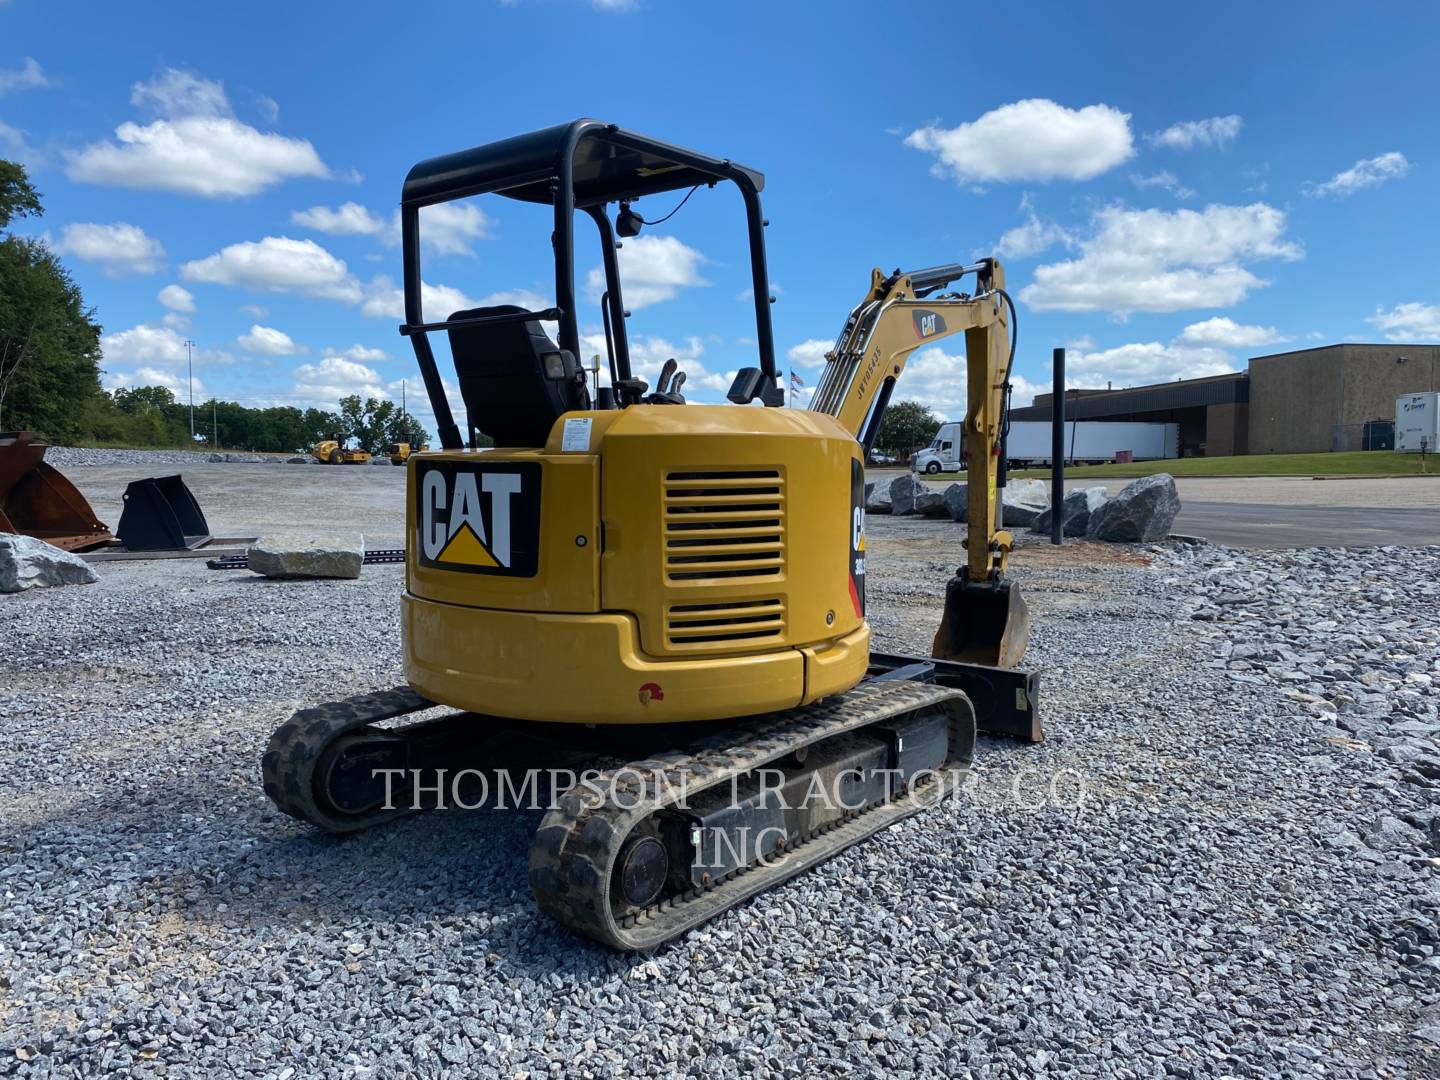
left=541, top=351, right=568, bottom=380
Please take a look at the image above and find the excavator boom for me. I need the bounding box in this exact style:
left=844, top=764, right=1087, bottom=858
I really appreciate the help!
left=806, top=258, right=1029, bottom=667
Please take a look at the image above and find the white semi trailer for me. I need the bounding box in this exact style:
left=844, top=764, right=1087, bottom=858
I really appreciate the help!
left=1396, top=392, right=1440, bottom=453
left=912, top=420, right=1179, bottom=474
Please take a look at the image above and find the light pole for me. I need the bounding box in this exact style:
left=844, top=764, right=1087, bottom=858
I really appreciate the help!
left=184, top=339, right=197, bottom=440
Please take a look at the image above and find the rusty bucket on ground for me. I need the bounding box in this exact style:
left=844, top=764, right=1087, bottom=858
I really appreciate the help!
left=0, top=431, right=113, bottom=551
left=931, top=571, right=1031, bottom=670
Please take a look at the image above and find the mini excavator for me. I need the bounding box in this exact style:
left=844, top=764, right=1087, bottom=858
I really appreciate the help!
left=263, top=121, right=1040, bottom=949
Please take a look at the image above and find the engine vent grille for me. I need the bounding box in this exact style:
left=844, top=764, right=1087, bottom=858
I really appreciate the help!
left=665, top=597, right=786, bottom=650
left=662, top=470, right=785, bottom=583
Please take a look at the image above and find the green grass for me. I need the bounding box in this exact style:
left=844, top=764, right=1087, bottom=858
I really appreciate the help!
left=995, top=450, right=1437, bottom=480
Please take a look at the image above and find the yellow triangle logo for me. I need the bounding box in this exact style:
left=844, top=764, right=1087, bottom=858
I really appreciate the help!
left=436, top=522, right=499, bottom=567
left=857, top=533, right=866, bottom=553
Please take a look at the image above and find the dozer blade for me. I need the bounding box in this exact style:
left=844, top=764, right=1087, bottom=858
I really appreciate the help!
left=0, top=431, right=113, bottom=551
left=931, top=573, right=1030, bottom=669
left=116, top=475, right=212, bottom=551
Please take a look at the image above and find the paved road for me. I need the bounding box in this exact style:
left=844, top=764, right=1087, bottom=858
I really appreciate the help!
left=1175, top=501, right=1436, bottom=548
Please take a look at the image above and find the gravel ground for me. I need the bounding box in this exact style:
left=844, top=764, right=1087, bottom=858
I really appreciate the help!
left=2, top=512, right=1439, bottom=1076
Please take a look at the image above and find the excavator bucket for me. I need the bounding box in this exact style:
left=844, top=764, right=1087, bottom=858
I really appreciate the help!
left=116, top=475, right=211, bottom=551
left=932, top=574, right=1031, bottom=669
left=0, top=431, right=113, bottom=551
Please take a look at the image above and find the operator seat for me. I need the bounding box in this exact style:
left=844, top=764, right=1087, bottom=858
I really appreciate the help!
left=447, top=305, right=589, bottom=447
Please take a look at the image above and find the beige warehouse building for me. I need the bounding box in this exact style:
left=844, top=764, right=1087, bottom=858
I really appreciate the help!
left=1011, top=343, right=1440, bottom=456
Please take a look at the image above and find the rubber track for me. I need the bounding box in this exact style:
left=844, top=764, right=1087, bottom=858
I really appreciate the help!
left=527, top=678, right=976, bottom=950
left=261, top=685, right=434, bottom=833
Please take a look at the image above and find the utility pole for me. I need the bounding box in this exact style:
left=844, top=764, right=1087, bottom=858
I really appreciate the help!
left=184, top=340, right=197, bottom=440
left=213, top=398, right=218, bottom=447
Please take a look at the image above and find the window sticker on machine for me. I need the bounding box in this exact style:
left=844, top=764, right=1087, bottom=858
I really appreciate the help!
left=561, top=417, right=592, bottom=452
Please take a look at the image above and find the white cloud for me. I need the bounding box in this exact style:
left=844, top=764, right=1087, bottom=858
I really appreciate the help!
left=1148, top=115, right=1243, bottom=151
left=254, top=95, right=280, bottom=125
left=101, top=322, right=191, bottom=364
left=238, top=324, right=303, bottom=355
left=66, top=68, right=328, bottom=198
left=130, top=68, right=230, bottom=118
left=359, top=276, right=549, bottom=321
left=1065, top=340, right=1236, bottom=388
left=1131, top=171, right=1195, bottom=199
left=787, top=339, right=832, bottom=367
left=996, top=196, right=1072, bottom=260
left=291, top=356, right=386, bottom=403
left=905, top=100, right=1133, bottom=184
left=586, top=234, right=707, bottom=308
left=1020, top=202, right=1302, bottom=315
left=416, top=201, right=491, bottom=256
left=1176, top=316, right=1285, bottom=348
left=324, top=344, right=390, bottom=363
left=181, top=236, right=362, bottom=302
left=0, top=120, right=38, bottom=164
left=1367, top=302, right=1440, bottom=342
left=1305, top=152, right=1411, bottom=198
left=592, top=0, right=638, bottom=9
left=158, top=284, right=195, bottom=312
left=162, top=312, right=190, bottom=330
left=51, top=222, right=164, bottom=276
left=291, top=201, right=387, bottom=236
left=105, top=365, right=205, bottom=399
left=0, top=58, right=50, bottom=95
left=240, top=304, right=269, bottom=318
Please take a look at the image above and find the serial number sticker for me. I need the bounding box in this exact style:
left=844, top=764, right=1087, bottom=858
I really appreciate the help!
left=561, top=417, right=592, bottom=452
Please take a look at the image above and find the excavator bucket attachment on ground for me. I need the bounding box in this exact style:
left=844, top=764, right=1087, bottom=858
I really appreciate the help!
left=0, top=431, right=113, bottom=551
left=932, top=574, right=1031, bottom=669
left=116, top=475, right=211, bottom=551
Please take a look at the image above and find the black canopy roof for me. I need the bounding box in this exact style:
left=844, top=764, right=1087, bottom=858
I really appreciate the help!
left=402, top=119, right=766, bottom=208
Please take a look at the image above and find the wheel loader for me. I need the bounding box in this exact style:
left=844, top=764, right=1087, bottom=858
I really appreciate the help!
left=264, top=120, right=1040, bottom=949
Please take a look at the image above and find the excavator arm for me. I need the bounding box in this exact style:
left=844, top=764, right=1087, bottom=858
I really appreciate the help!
left=806, top=257, right=1030, bottom=667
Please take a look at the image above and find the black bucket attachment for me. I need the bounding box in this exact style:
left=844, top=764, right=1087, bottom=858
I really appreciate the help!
left=932, top=572, right=1031, bottom=670
left=116, top=475, right=211, bottom=551
left=0, top=431, right=113, bottom=551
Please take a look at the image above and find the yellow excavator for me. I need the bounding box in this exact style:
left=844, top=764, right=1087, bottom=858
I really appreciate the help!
left=264, top=121, right=1039, bottom=949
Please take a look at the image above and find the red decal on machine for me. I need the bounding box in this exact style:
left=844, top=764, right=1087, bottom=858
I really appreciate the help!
left=638, top=682, right=665, bottom=705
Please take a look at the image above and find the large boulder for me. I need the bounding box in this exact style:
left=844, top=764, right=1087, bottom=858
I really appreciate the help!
left=0, top=534, right=99, bottom=593
left=864, top=481, right=891, bottom=515
left=942, top=482, right=968, bottom=522
left=1088, top=473, right=1181, bottom=542
left=889, top=474, right=945, bottom=516
left=247, top=535, right=365, bottom=579
left=224, top=453, right=260, bottom=464
left=995, top=479, right=1050, bottom=529
left=1032, top=486, right=1109, bottom=537
left=286, top=455, right=316, bottom=464
left=207, top=452, right=225, bottom=463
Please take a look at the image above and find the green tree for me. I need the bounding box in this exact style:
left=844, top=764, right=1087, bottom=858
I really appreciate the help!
left=0, top=160, right=104, bottom=439
left=874, top=400, right=942, bottom=460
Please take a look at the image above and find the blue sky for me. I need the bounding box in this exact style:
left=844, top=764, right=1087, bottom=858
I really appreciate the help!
left=4, top=0, right=1438, bottom=435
